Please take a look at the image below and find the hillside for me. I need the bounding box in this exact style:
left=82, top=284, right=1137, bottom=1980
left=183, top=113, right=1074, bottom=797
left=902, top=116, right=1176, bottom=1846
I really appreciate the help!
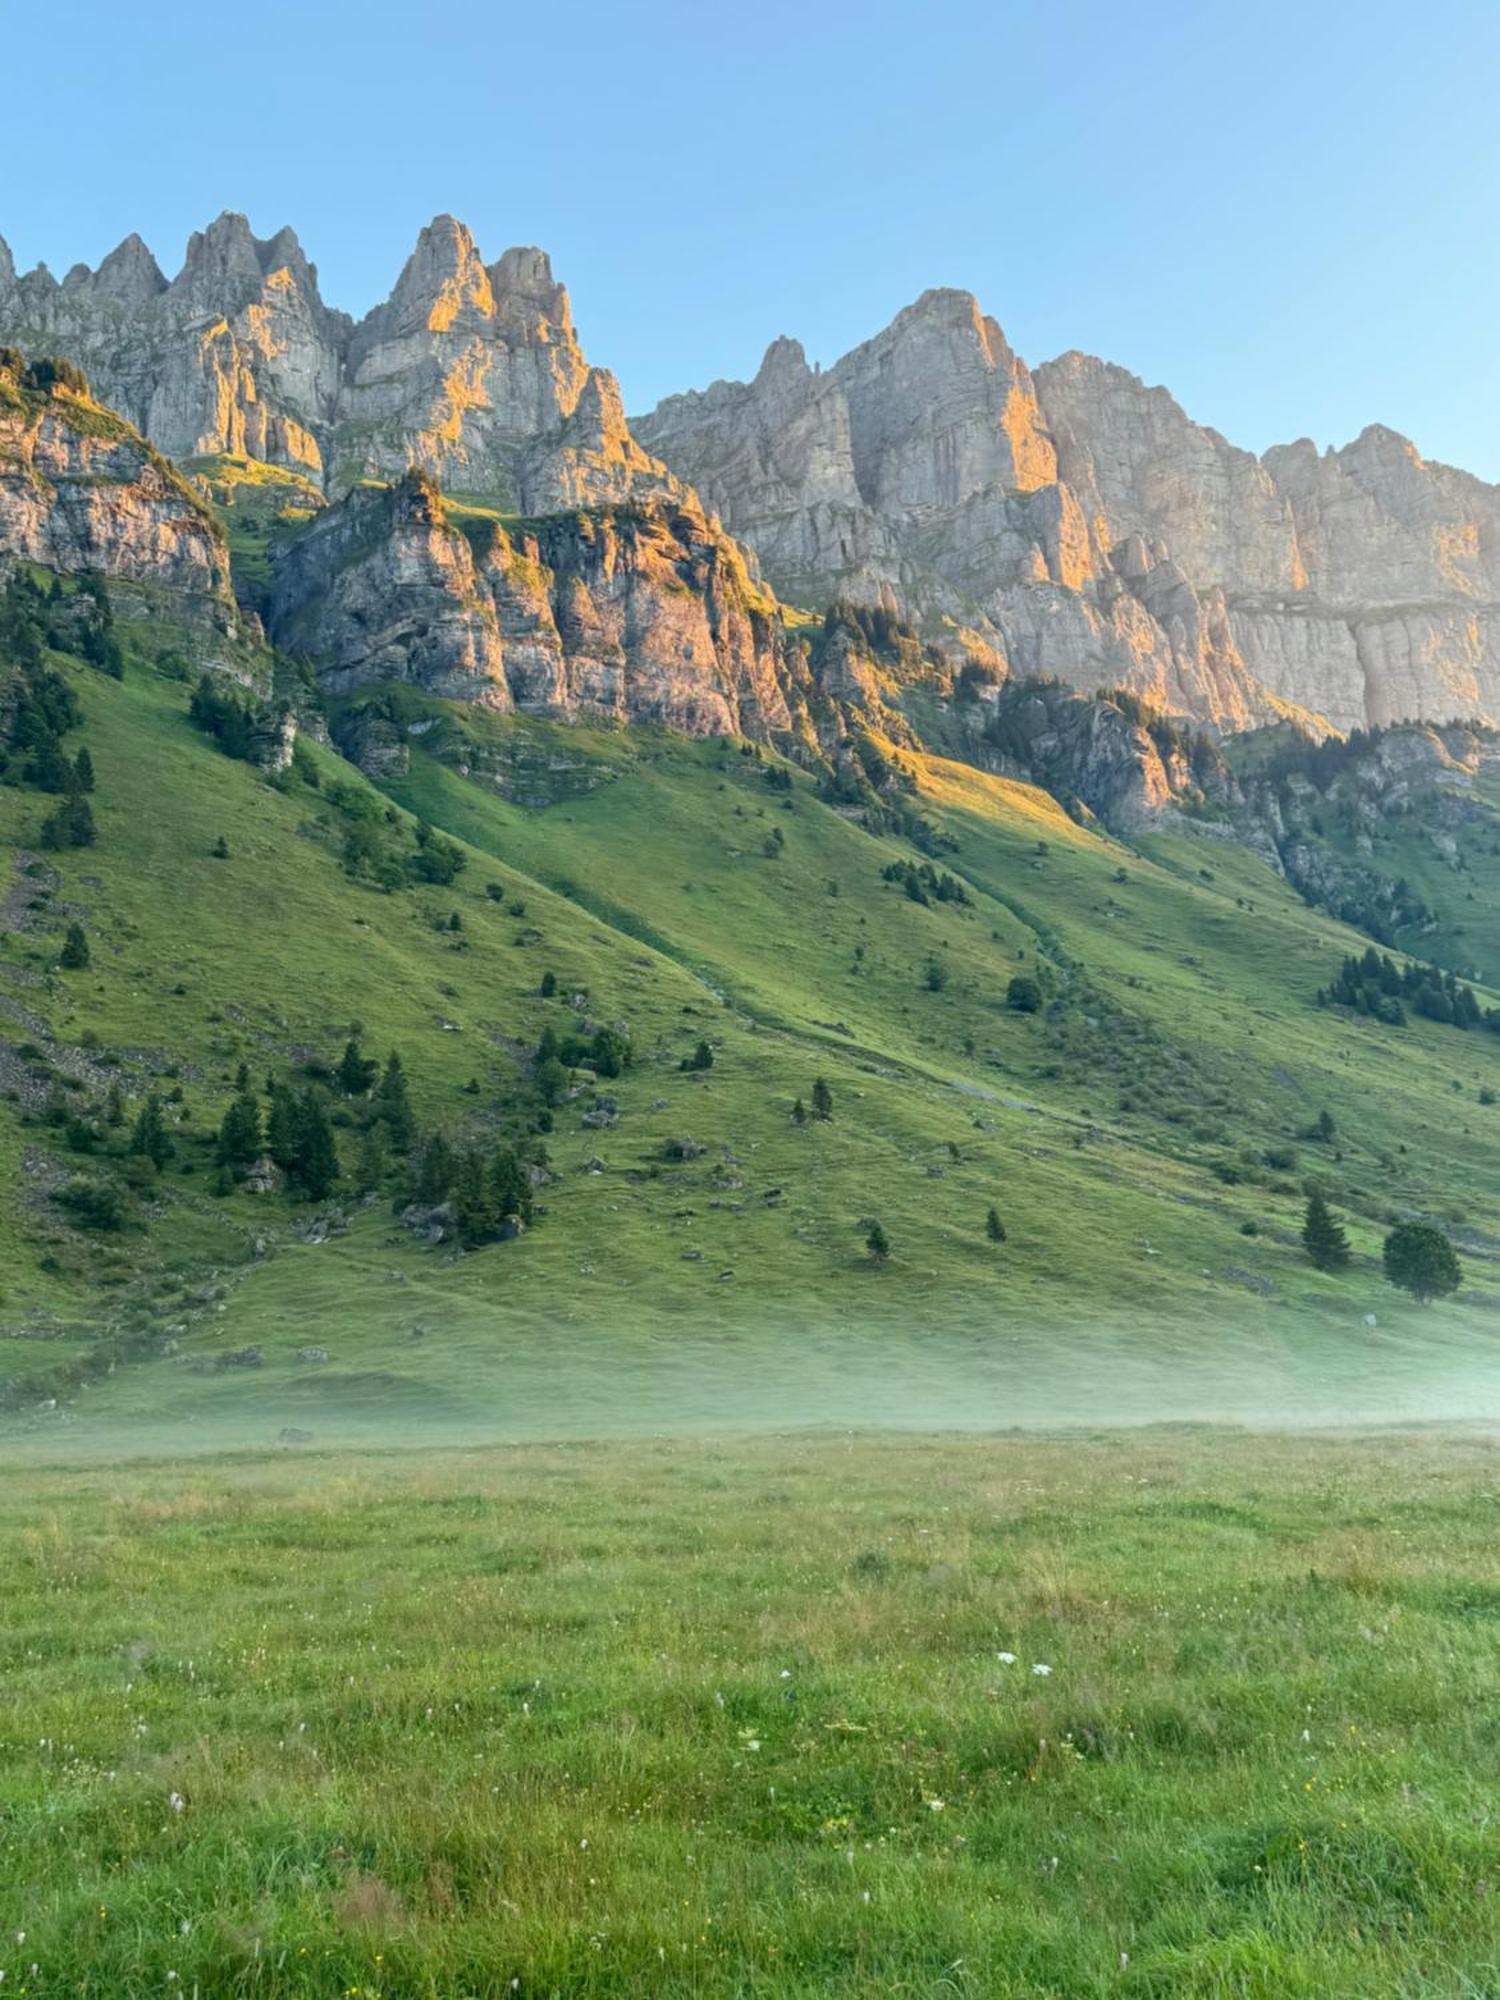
left=3, top=609, right=1498, bottom=1449
left=0, top=345, right=1497, bottom=1452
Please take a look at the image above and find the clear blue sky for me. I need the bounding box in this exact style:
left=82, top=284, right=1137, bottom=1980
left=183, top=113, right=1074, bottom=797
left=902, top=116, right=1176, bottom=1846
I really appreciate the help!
left=7, top=0, right=1500, bottom=475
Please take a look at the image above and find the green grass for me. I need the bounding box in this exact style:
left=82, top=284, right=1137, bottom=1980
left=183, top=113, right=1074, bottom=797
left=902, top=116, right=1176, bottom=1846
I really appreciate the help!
left=5, top=1426, right=1500, bottom=1996
left=3, top=641, right=1499, bottom=1445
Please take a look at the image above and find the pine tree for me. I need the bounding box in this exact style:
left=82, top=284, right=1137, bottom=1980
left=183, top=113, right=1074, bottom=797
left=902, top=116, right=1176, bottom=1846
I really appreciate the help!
left=866, top=1219, right=891, bottom=1262
left=1302, top=1192, right=1350, bottom=1272
left=450, top=1148, right=499, bottom=1247
left=811, top=1077, right=833, bottom=1121
left=104, top=1080, right=125, bottom=1128
left=290, top=1091, right=339, bottom=1201
left=985, top=1205, right=1006, bottom=1244
left=414, top=1133, right=456, bottom=1206
left=266, top=1084, right=300, bottom=1175
left=216, top=1090, right=263, bottom=1173
left=490, top=1145, right=533, bottom=1225
left=791, top=1097, right=807, bottom=1126
left=682, top=1039, right=714, bottom=1072
left=212, top=834, right=230, bottom=860
left=1314, top=1108, right=1337, bottom=1143
left=354, top=1122, right=392, bottom=1194
left=375, top=1052, right=414, bottom=1153
left=72, top=746, right=94, bottom=794
left=129, top=1092, right=172, bottom=1170
left=58, top=922, right=89, bottom=970
left=336, top=1037, right=377, bottom=1097
left=233, top=1062, right=250, bottom=1095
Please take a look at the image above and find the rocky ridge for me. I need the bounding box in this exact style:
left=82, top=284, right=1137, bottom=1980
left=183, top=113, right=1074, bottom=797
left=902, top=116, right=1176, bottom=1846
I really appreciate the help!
left=268, top=473, right=802, bottom=739
left=639, top=292, right=1500, bottom=734
left=0, top=213, right=682, bottom=512
left=0, top=351, right=233, bottom=621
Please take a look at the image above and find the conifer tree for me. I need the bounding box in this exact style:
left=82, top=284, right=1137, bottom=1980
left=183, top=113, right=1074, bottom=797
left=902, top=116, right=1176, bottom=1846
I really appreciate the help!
left=129, top=1092, right=172, bottom=1170
left=811, top=1077, right=834, bottom=1121
left=1302, top=1191, right=1350, bottom=1272
left=376, top=1052, right=414, bottom=1153
left=289, top=1090, right=339, bottom=1201
left=986, top=1205, right=1006, bottom=1244
left=266, top=1084, right=300, bottom=1175
left=216, top=1089, right=263, bottom=1174
left=866, top=1219, right=891, bottom=1262
left=355, top=1122, right=392, bottom=1194
left=59, top=922, right=89, bottom=970
left=414, top=1133, right=456, bottom=1206
left=336, top=1037, right=377, bottom=1097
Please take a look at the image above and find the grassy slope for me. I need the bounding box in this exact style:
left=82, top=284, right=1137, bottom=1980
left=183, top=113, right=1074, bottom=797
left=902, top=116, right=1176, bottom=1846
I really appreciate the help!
left=2, top=649, right=1498, bottom=1447
left=5, top=1427, right=1500, bottom=1997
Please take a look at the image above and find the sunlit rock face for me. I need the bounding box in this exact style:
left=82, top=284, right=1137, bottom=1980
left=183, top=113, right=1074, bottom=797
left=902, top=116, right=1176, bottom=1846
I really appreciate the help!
left=267, top=473, right=800, bottom=737
left=641, top=300, right=1500, bottom=733
left=0, top=214, right=682, bottom=511
left=637, top=292, right=1270, bottom=730
left=0, top=356, right=233, bottom=619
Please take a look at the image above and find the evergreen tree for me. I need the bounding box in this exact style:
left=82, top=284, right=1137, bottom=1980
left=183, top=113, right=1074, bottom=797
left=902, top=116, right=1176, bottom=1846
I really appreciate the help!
left=266, top=1084, right=300, bottom=1175
left=866, top=1219, right=891, bottom=1262
left=212, top=834, right=230, bottom=860
left=450, top=1148, right=499, bottom=1247
left=216, top=1090, right=263, bottom=1174
left=354, top=1122, right=392, bottom=1194
left=490, top=1144, right=533, bottom=1225
left=233, top=1062, right=250, bottom=1095
left=375, top=1052, right=414, bottom=1152
left=39, top=796, right=95, bottom=850
left=682, top=1039, right=714, bottom=1072
left=414, top=1133, right=456, bottom=1206
left=129, top=1092, right=172, bottom=1170
left=985, top=1205, right=1006, bottom=1244
left=72, top=746, right=94, bottom=793
left=1302, top=1191, right=1350, bottom=1272
left=289, top=1090, right=339, bottom=1201
left=811, top=1077, right=834, bottom=1121
left=1314, top=1108, right=1336, bottom=1142
left=791, top=1096, right=807, bottom=1126
left=336, top=1037, right=377, bottom=1097
left=1383, top=1222, right=1462, bottom=1303
left=540, top=970, right=557, bottom=997
left=104, top=1080, right=125, bottom=1128
left=58, top=922, right=89, bottom=970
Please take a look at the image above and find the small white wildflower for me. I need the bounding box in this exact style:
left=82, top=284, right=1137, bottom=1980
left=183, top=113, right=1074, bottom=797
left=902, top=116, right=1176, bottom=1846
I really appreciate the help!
left=1032, top=1663, right=1052, bottom=1677
left=747, top=1739, right=761, bottom=1752
left=168, top=1791, right=185, bottom=1812
left=927, top=1798, right=945, bottom=1812
left=1120, top=1952, right=1129, bottom=1967
left=780, top=1670, right=791, bottom=1680
left=997, top=1651, right=1017, bottom=1664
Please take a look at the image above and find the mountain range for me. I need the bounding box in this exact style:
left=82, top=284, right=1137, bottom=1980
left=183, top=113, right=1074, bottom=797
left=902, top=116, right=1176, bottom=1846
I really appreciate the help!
left=1, top=210, right=1498, bottom=1435
left=7, top=211, right=1500, bottom=734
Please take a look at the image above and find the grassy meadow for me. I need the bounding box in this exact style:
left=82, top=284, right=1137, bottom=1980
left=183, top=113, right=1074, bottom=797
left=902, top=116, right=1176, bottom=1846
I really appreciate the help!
left=5, top=1426, right=1500, bottom=1997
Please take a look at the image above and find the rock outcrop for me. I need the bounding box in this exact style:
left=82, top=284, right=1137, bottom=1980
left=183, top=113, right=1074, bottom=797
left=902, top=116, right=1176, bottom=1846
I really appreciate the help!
left=0, top=214, right=681, bottom=512
left=640, top=293, right=1500, bottom=734
left=269, top=472, right=800, bottom=737
left=0, top=353, right=233, bottom=617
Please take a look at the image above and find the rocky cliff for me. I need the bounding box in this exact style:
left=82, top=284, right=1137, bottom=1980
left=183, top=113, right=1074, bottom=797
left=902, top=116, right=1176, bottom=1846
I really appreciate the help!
left=0, top=214, right=681, bottom=512
left=639, top=293, right=1500, bottom=734
left=0, top=351, right=233, bottom=619
left=269, top=472, right=801, bottom=738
